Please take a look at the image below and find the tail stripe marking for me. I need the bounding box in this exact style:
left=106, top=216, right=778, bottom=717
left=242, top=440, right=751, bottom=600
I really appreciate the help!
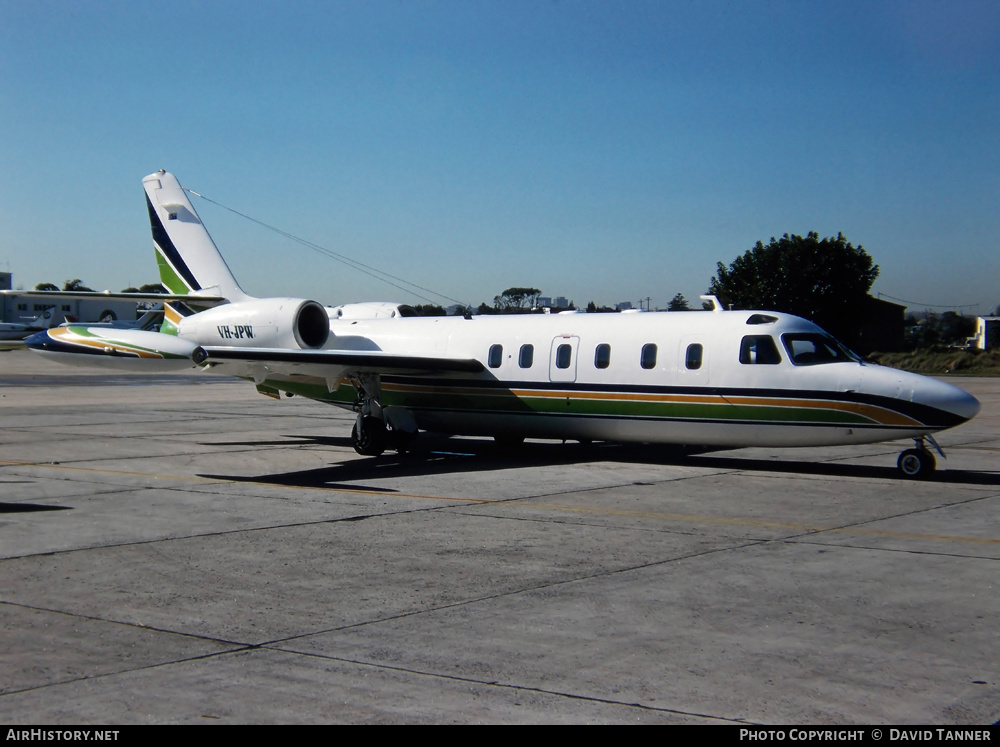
left=146, top=195, right=202, bottom=293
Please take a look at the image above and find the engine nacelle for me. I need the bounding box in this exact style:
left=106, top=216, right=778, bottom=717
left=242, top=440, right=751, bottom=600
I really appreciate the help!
left=178, top=298, right=330, bottom=349
left=329, top=302, right=415, bottom=320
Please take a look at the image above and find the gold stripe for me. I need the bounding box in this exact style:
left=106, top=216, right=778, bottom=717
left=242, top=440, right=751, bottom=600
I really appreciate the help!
left=49, top=328, right=166, bottom=359
left=381, top=381, right=922, bottom=427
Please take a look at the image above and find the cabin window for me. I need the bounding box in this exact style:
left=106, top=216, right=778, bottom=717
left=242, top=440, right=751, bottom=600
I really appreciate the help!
left=594, top=343, right=611, bottom=369
left=555, top=343, right=572, bottom=369
left=640, top=343, right=658, bottom=370
left=781, top=334, right=856, bottom=366
left=16, top=304, right=27, bottom=311
left=685, top=343, right=703, bottom=370
left=488, top=344, right=503, bottom=368
left=740, top=335, right=782, bottom=365
left=519, top=344, right=534, bottom=368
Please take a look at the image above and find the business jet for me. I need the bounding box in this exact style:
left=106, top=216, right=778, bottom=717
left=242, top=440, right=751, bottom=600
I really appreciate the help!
left=0, top=308, right=63, bottom=341
left=26, top=171, right=980, bottom=479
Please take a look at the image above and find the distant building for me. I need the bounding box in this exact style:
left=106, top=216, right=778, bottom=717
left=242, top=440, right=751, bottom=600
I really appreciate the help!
left=971, top=316, right=1000, bottom=350
left=615, top=301, right=633, bottom=311
left=1, top=290, right=140, bottom=325
left=0, top=272, right=11, bottom=291
left=553, top=296, right=569, bottom=308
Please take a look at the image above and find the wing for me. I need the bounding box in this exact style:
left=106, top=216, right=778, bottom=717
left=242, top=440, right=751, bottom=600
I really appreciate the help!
left=196, top=346, right=484, bottom=377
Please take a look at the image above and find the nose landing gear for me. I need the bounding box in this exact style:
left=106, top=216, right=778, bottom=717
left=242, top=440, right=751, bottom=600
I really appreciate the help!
left=897, top=435, right=944, bottom=479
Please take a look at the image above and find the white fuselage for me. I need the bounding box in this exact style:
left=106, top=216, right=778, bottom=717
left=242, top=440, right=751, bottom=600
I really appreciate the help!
left=217, top=307, right=979, bottom=449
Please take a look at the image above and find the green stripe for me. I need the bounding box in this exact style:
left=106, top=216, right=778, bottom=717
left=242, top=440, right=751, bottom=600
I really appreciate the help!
left=260, top=378, right=880, bottom=426
left=62, top=326, right=185, bottom=359
left=155, top=247, right=192, bottom=295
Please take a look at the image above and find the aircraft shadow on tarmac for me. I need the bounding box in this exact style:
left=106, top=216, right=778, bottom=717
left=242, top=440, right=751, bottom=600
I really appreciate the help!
left=0, top=502, right=72, bottom=514
left=198, top=435, right=1000, bottom=490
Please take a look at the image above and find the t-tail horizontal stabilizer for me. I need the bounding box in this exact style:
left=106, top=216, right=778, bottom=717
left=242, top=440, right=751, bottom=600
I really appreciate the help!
left=25, top=325, right=204, bottom=371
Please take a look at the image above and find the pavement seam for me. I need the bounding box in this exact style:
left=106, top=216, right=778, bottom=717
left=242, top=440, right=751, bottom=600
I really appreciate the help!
left=258, top=645, right=744, bottom=724
left=0, top=647, right=254, bottom=699
left=0, top=599, right=250, bottom=649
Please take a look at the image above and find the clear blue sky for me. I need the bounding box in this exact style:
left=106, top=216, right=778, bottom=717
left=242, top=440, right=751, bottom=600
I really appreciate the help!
left=2, top=0, right=998, bottom=313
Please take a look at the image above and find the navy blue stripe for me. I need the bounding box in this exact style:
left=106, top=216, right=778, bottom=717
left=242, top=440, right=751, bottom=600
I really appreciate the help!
left=147, top=195, right=202, bottom=292
left=24, top=332, right=141, bottom=358
left=379, top=376, right=964, bottom=430
left=405, top=406, right=922, bottom=431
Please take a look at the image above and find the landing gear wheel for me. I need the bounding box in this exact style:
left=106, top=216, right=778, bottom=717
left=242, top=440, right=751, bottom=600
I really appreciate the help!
left=897, top=448, right=936, bottom=479
left=352, top=416, right=387, bottom=456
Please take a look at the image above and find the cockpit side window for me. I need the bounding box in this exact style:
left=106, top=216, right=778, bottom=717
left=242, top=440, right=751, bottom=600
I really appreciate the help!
left=739, top=335, right=782, bottom=365
left=781, top=334, right=857, bottom=365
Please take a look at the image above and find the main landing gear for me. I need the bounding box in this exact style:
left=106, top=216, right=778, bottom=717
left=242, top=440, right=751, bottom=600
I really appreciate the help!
left=896, top=436, right=944, bottom=479
left=349, top=374, right=414, bottom=457
left=352, top=415, right=388, bottom=457
left=352, top=414, right=414, bottom=457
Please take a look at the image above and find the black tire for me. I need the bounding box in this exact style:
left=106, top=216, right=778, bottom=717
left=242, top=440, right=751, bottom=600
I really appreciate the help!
left=352, top=416, right=387, bottom=456
left=897, top=448, right=936, bottom=479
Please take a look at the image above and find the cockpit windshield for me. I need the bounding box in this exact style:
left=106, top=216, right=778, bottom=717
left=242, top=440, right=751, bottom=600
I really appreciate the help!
left=781, top=334, right=859, bottom=366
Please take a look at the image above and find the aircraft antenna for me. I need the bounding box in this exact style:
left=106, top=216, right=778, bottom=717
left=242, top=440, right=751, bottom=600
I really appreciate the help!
left=185, top=189, right=471, bottom=309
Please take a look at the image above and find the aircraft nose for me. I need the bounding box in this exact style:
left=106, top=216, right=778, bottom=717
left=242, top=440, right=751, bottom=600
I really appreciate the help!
left=862, top=367, right=980, bottom=429
left=911, top=375, right=981, bottom=425
left=943, top=385, right=981, bottom=423
left=24, top=330, right=51, bottom=351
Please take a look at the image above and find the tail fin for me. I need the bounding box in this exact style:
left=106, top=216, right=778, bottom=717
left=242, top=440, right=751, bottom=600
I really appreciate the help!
left=42, top=308, right=65, bottom=329
left=143, top=171, right=249, bottom=302
left=30, top=308, right=65, bottom=330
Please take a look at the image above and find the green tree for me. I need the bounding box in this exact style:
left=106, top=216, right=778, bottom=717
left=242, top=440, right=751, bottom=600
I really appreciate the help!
left=708, top=232, right=879, bottom=345
left=62, top=279, right=95, bottom=292
left=667, top=293, right=691, bottom=311
left=493, top=287, right=541, bottom=312
left=34, top=282, right=59, bottom=291
left=411, top=304, right=447, bottom=316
